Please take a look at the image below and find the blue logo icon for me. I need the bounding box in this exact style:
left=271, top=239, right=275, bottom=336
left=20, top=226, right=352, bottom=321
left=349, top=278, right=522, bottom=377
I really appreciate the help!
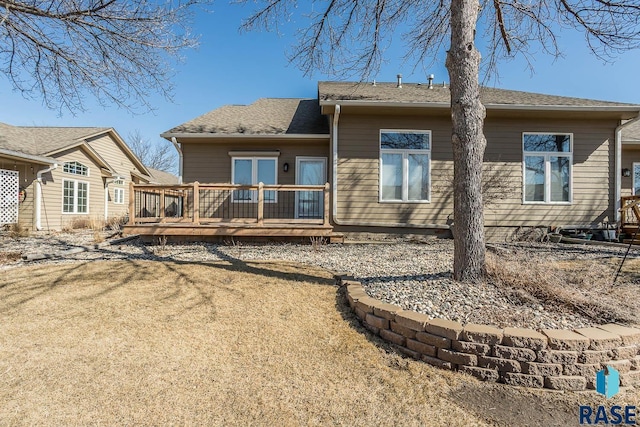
left=596, top=366, right=620, bottom=399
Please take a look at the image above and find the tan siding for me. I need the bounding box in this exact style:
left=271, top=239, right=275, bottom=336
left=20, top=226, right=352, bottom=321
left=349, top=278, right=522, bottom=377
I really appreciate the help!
left=86, top=133, right=141, bottom=220
left=40, top=148, right=106, bottom=230
left=336, top=114, right=616, bottom=228
left=0, top=158, right=38, bottom=229
left=182, top=140, right=329, bottom=184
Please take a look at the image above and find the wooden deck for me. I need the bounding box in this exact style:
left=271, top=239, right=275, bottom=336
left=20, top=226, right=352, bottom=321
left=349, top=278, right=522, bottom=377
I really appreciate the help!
left=620, top=195, right=640, bottom=243
left=122, top=182, right=341, bottom=241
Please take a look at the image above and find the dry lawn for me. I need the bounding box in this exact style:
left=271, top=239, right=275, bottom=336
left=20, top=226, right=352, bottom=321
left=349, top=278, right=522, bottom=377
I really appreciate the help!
left=0, top=260, right=635, bottom=426
left=0, top=260, right=479, bottom=426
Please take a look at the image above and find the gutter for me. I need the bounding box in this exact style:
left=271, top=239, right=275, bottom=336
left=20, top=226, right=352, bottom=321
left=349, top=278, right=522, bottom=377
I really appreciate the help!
left=103, top=175, right=124, bottom=221
left=35, top=164, right=58, bottom=231
left=171, top=137, right=183, bottom=184
left=161, top=133, right=330, bottom=140
left=0, top=148, right=56, bottom=165
left=329, top=103, right=449, bottom=230
left=615, top=113, right=640, bottom=222
left=320, top=99, right=640, bottom=115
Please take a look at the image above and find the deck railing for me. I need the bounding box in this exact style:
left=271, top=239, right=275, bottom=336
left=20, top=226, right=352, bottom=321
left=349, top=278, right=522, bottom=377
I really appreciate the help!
left=128, top=182, right=331, bottom=227
left=621, top=195, right=640, bottom=227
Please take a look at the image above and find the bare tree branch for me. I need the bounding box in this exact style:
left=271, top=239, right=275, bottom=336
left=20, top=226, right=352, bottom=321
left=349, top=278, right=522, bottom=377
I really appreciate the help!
left=127, top=130, right=177, bottom=173
left=0, top=0, right=209, bottom=113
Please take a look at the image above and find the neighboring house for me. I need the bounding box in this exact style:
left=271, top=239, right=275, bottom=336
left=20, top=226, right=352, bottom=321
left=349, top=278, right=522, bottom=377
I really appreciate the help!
left=158, top=80, right=640, bottom=239
left=147, top=167, right=180, bottom=185
left=0, top=123, right=151, bottom=230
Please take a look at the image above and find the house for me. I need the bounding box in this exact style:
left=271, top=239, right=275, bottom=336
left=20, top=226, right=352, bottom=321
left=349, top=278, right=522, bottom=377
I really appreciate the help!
left=126, top=80, right=640, bottom=240
left=0, top=123, right=152, bottom=231
left=622, top=119, right=640, bottom=196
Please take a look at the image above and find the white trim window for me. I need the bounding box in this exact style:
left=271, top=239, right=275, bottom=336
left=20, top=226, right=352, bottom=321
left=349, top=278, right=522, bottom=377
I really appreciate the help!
left=379, top=130, right=431, bottom=202
left=63, top=161, right=89, bottom=176
left=523, top=133, right=572, bottom=204
left=114, top=187, right=125, bottom=204
left=231, top=157, right=278, bottom=202
left=63, top=179, right=89, bottom=213
left=633, top=163, right=640, bottom=195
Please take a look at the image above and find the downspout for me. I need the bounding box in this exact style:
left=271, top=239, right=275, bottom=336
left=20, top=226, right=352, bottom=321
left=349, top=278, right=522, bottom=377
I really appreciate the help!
left=171, top=137, right=183, bottom=184
left=35, top=163, right=57, bottom=231
left=615, top=113, right=640, bottom=222
left=330, top=104, right=450, bottom=230
left=104, top=178, right=115, bottom=221
left=332, top=105, right=340, bottom=220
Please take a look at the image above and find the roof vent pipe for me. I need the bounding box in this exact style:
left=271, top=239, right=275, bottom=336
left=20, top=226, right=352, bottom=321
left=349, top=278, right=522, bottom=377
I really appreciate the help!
left=428, top=74, right=434, bottom=89
left=396, top=74, right=402, bottom=88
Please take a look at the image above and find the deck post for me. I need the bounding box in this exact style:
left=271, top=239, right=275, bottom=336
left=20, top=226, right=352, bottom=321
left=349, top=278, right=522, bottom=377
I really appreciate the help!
left=183, top=190, right=189, bottom=221
left=323, top=182, right=330, bottom=227
left=257, top=182, right=264, bottom=226
left=193, top=181, right=200, bottom=225
left=128, top=181, right=135, bottom=225
left=159, top=189, right=166, bottom=222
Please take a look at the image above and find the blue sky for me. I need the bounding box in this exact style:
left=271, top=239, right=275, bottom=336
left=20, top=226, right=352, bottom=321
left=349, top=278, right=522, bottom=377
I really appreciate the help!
left=1, top=2, right=639, bottom=163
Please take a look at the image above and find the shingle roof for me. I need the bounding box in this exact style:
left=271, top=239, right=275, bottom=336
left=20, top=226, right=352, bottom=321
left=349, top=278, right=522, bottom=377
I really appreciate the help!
left=0, top=122, right=109, bottom=156
left=163, top=98, right=329, bottom=135
left=319, top=81, right=638, bottom=107
left=622, top=119, right=640, bottom=143
left=147, top=167, right=179, bottom=185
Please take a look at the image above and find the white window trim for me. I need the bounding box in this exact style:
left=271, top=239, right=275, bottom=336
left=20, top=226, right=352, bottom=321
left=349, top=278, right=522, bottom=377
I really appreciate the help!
left=63, top=161, right=90, bottom=177
left=633, top=162, right=640, bottom=195
left=113, top=178, right=125, bottom=186
left=379, top=129, right=431, bottom=203
left=62, top=179, right=90, bottom=214
left=522, top=132, right=573, bottom=205
left=231, top=157, right=278, bottom=203
left=114, top=187, right=125, bottom=204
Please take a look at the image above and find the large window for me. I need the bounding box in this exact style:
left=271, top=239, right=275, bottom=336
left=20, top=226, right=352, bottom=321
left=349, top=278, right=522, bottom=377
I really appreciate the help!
left=523, top=133, right=572, bottom=203
left=63, top=179, right=89, bottom=213
left=380, top=130, right=430, bottom=202
left=232, top=157, right=277, bottom=202
left=63, top=161, right=89, bottom=176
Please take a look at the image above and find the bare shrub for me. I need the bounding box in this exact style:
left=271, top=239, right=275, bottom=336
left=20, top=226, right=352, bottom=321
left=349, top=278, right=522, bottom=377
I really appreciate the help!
left=310, top=236, right=327, bottom=251
left=8, top=223, right=30, bottom=238
left=485, top=251, right=638, bottom=325
left=106, top=216, right=128, bottom=232
left=0, top=251, right=22, bottom=264
left=153, top=235, right=168, bottom=255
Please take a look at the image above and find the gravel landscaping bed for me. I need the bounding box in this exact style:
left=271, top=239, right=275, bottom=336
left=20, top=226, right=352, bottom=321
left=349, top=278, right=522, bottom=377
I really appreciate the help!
left=1, top=231, right=638, bottom=330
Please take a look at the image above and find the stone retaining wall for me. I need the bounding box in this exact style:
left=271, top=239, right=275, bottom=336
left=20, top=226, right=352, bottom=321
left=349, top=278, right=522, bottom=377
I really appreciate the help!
left=338, top=276, right=640, bottom=391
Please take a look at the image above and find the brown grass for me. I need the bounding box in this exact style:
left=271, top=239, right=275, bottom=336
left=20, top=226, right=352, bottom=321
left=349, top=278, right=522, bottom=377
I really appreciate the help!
left=486, top=250, right=639, bottom=325
left=0, top=260, right=486, bottom=426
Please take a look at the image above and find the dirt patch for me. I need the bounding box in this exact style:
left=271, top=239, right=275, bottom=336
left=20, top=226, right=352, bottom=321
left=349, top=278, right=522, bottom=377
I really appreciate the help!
left=452, top=380, right=640, bottom=427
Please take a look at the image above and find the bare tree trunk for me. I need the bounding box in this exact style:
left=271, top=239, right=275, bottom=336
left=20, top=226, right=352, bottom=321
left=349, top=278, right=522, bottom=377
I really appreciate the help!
left=445, top=0, right=487, bottom=282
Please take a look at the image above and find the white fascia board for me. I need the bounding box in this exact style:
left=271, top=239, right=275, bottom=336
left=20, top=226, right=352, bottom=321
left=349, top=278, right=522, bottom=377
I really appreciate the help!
left=160, top=133, right=330, bottom=140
